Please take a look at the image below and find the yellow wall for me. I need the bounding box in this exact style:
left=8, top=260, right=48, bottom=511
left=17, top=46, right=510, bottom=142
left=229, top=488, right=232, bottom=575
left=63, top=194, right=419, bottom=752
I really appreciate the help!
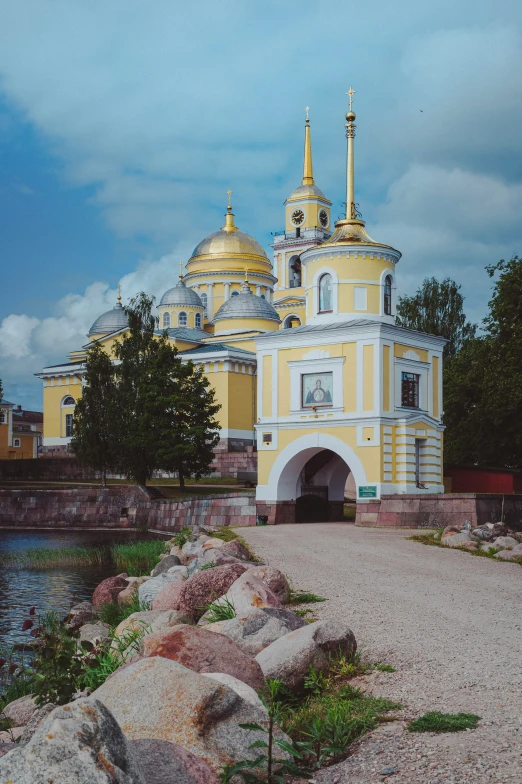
left=383, top=345, right=391, bottom=411
left=0, top=420, right=9, bottom=458
left=214, top=316, right=279, bottom=335
left=262, top=355, right=272, bottom=418
left=207, top=368, right=256, bottom=433
left=394, top=344, right=429, bottom=363
left=285, top=200, right=330, bottom=233
left=363, top=345, right=374, bottom=411
left=433, top=356, right=440, bottom=418
left=42, top=381, right=82, bottom=439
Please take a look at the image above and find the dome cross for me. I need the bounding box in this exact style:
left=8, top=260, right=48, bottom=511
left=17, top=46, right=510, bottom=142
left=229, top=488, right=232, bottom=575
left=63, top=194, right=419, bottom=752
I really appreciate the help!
left=346, top=86, right=356, bottom=112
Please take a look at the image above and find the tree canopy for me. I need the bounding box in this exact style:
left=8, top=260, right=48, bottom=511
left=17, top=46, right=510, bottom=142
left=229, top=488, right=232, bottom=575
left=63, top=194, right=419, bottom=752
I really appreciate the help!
left=72, top=293, right=220, bottom=486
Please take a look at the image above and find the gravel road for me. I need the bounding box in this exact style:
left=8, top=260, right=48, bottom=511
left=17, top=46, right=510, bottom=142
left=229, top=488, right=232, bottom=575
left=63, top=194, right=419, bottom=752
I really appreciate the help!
left=239, top=523, right=522, bottom=783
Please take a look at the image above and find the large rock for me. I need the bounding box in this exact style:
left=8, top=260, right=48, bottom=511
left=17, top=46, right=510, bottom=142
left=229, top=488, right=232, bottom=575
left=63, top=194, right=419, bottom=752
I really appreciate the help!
left=441, top=531, right=475, bottom=548
left=220, top=539, right=252, bottom=561
left=244, top=566, right=290, bottom=603
left=112, top=610, right=188, bottom=662
left=67, top=601, right=95, bottom=628
left=79, top=623, right=110, bottom=645
left=20, top=704, right=55, bottom=744
left=202, top=673, right=264, bottom=709
left=92, top=573, right=129, bottom=607
left=256, top=619, right=357, bottom=692
left=224, top=572, right=283, bottom=616
left=178, top=562, right=248, bottom=619
left=130, top=739, right=219, bottom=784
left=203, top=607, right=306, bottom=656
left=492, top=536, right=519, bottom=550
left=151, top=555, right=181, bottom=577
left=0, top=698, right=145, bottom=784
left=138, top=571, right=185, bottom=605
left=2, top=695, right=37, bottom=727
left=169, top=544, right=186, bottom=562
left=141, top=624, right=264, bottom=690
left=92, top=657, right=289, bottom=773
left=118, top=577, right=150, bottom=605
left=495, top=544, right=522, bottom=560
left=0, top=743, right=16, bottom=758
left=151, top=580, right=185, bottom=611
left=201, top=549, right=246, bottom=568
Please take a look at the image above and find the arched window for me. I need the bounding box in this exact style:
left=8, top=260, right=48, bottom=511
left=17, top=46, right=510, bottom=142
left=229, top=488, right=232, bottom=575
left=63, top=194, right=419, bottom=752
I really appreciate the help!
left=283, top=315, right=301, bottom=329
left=231, top=290, right=239, bottom=297
left=384, top=275, right=392, bottom=316
left=62, top=396, right=75, bottom=407
left=162, top=312, right=171, bottom=328
left=195, top=313, right=202, bottom=329
left=289, top=255, right=301, bottom=288
left=200, top=292, right=208, bottom=314
left=318, top=273, right=333, bottom=313
left=178, top=312, right=187, bottom=327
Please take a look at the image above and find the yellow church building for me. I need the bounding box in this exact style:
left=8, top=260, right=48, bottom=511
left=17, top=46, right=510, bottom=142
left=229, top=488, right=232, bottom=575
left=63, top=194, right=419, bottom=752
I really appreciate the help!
left=37, top=95, right=445, bottom=524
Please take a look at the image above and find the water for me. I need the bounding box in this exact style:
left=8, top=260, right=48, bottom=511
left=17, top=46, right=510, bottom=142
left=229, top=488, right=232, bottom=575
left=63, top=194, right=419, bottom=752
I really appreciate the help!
left=0, top=531, right=143, bottom=653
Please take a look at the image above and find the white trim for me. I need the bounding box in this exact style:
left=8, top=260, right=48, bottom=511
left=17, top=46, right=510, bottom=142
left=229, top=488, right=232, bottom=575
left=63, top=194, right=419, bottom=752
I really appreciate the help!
left=218, top=428, right=254, bottom=440
left=287, top=356, right=344, bottom=414
left=43, top=436, right=72, bottom=447
left=256, top=432, right=369, bottom=502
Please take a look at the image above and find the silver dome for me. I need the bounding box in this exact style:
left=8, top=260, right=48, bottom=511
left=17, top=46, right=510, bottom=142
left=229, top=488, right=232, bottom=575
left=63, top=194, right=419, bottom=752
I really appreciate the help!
left=89, top=303, right=129, bottom=336
left=159, top=280, right=203, bottom=307
left=214, top=283, right=280, bottom=323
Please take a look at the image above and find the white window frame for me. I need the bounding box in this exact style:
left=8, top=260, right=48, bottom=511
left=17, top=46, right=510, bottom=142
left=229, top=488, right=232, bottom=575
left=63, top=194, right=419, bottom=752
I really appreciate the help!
left=178, top=311, right=188, bottom=327
left=195, top=312, right=202, bottom=329
left=288, top=356, right=345, bottom=414
left=163, top=312, right=171, bottom=328
left=394, top=357, right=429, bottom=413
left=13, top=438, right=21, bottom=447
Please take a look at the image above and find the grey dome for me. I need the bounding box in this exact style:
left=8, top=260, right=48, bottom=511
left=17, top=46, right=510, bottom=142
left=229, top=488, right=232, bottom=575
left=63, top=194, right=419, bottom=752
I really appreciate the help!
left=214, top=283, right=280, bottom=323
left=159, top=280, right=203, bottom=307
left=89, top=303, right=129, bottom=336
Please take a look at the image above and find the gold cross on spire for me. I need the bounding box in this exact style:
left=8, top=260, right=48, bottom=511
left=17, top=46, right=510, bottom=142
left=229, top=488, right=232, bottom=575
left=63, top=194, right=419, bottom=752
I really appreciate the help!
left=346, top=86, right=356, bottom=112
left=117, top=283, right=122, bottom=305
left=226, top=188, right=232, bottom=208
left=179, top=260, right=183, bottom=281
left=305, top=106, right=310, bottom=121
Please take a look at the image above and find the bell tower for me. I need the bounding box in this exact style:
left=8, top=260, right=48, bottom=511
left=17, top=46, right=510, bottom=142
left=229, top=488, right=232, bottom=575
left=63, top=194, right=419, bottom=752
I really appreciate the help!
left=272, top=109, right=332, bottom=329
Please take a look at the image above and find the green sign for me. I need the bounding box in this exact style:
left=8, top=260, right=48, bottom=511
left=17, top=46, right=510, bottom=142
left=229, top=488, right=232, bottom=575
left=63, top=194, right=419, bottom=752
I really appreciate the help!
left=358, top=486, right=377, bottom=498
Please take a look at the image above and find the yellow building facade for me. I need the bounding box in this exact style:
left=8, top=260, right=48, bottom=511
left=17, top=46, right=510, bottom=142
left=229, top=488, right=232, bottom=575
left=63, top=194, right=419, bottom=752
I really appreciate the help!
left=37, top=97, right=445, bottom=520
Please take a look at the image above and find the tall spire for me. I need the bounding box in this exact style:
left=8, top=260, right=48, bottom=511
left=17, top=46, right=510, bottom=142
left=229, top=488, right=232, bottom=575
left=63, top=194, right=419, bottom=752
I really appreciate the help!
left=222, top=189, right=238, bottom=233
left=117, top=283, right=122, bottom=306
left=345, top=87, right=357, bottom=220
left=302, top=107, right=314, bottom=186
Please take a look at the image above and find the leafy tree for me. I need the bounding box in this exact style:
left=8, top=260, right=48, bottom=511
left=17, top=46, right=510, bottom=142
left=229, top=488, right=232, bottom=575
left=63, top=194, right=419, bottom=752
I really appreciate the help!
left=0, top=378, right=3, bottom=401
left=396, top=277, right=476, bottom=358
left=70, top=342, right=118, bottom=485
left=113, top=293, right=220, bottom=486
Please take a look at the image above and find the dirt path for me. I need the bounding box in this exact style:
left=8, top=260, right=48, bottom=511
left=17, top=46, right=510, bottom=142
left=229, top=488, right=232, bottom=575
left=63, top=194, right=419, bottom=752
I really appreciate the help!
left=239, top=523, right=522, bottom=783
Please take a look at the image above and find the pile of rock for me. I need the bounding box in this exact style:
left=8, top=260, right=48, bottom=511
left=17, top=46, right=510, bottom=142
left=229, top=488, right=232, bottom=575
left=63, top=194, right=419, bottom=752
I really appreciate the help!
left=0, top=528, right=357, bottom=782
left=440, top=522, right=522, bottom=560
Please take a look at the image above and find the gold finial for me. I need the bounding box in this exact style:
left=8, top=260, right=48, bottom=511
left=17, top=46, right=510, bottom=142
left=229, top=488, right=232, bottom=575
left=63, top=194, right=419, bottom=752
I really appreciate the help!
left=179, top=261, right=183, bottom=281
left=222, top=190, right=238, bottom=233
left=346, top=86, right=356, bottom=113
left=244, top=268, right=249, bottom=282
left=226, top=188, right=232, bottom=212
left=117, top=283, right=122, bottom=305
left=302, top=109, right=314, bottom=186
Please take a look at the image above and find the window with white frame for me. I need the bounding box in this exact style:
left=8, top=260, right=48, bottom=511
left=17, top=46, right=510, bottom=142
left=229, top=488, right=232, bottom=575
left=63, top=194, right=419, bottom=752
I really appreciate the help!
left=178, top=312, right=188, bottom=326
left=401, top=372, right=419, bottom=408
left=384, top=275, right=392, bottom=315
left=200, top=292, right=207, bottom=314
left=13, top=438, right=20, bottom=447
left=163, top=312, right=171, bottom=328
left=65, top=414, right=74, bottom=437
left=62, top=396, right=75, bottom=407
left=318, top=273, right=333, bottom=312
left=195, top=312, right=202, bottom=328
left=0, top=410, right=5, bottom=424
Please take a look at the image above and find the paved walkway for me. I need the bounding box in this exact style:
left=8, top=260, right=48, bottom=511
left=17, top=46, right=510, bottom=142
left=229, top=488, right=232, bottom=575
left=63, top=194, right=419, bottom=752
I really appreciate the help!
left=240, top=523, right=522, bottom=783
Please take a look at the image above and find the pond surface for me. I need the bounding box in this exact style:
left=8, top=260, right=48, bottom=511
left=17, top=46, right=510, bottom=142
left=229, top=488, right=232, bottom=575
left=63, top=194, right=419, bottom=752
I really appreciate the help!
left=0, top=531, right=145, bottom=652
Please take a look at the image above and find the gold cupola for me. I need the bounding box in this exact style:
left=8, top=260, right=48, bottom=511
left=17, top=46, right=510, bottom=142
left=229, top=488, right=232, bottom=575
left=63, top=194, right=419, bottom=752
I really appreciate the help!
left=285, top=109, right=331, bottom=233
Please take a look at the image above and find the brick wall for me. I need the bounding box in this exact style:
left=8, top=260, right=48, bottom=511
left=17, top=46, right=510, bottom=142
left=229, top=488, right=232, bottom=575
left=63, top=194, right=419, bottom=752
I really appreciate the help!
left=137, top=493, right=256, bottom=532
left=210, top=449, right=257, bottom=478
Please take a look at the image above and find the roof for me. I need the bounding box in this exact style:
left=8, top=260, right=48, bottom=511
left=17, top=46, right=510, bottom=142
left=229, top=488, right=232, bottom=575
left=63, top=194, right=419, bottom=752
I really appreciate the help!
left=162, top=327, right=207, bottom=342
left=0, top=399, right=14, bottom=406
left=159, top=280, right=203, bottom=307
left=255, top=318, right=448, bottom=343
left=214, top=283, right=280, bottom=323
left=13, top=410, right=43, bottom=423
left=89, top=303, right=129, bottom=336
left=179, top=343, right=255, bottom=356
left=191, top=227, right=268, bottom=261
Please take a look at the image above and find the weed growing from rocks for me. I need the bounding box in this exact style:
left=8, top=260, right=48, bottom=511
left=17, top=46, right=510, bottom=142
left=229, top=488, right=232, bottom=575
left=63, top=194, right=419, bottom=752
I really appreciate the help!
left=200, top=561, right=217, bottom=570
left=97, top=592, right=150, bottom=629
left=200, top=596, right=236, bottom=623
left=111, top=540, right=165, bottom=574
left=287, top=590, right=327, bottom=605
left=408, top=530, right=522, bottom=566
left=172, top=527, right=192, bottom=548
left=407, top=711, right=480, bottom=733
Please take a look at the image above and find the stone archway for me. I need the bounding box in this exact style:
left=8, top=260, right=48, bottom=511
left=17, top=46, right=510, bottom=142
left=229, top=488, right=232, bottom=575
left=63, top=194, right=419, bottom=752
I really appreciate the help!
left=257, top=433, right=368, bottom=524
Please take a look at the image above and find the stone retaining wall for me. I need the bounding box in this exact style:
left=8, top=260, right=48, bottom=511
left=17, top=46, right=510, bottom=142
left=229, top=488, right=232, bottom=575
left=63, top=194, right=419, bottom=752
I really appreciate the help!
left=210, top=448, right=257, bottom=478
left=356, top=493, right=522, bottom=531
left=0, top=487, right=256, bottom=531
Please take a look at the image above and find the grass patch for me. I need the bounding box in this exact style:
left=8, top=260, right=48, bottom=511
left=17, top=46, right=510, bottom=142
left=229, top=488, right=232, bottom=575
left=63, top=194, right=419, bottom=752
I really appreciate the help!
left=111, top=540, right=166, bottom=574
left=278, top=652, right=400, bottom=769
left=375, top=663, right=396, bottom=673
left=408, top=530, right=522, bottom=566
left=97, top=592, right=150, bottom=630
left=0, top=545, right=105, bottom=570
left=199, top=596, right=236, bottom=623
left=288, top=589, right=327, bottom=605
left=407, top=711, right=480, bottom=733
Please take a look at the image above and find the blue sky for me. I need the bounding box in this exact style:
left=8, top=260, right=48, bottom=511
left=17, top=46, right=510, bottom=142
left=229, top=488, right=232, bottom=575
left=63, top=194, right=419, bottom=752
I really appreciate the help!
left=1, top=0, right=522, bottom=408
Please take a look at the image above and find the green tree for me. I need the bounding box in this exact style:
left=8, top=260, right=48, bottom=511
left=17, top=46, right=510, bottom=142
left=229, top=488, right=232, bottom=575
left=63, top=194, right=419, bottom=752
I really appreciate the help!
left=0, top=378, right=3, bottom=401
left=113, top=293, right=220, bottom=486
left=396, top=277, right=476, bottom=358
left=70, top=342, right=118, bottom=485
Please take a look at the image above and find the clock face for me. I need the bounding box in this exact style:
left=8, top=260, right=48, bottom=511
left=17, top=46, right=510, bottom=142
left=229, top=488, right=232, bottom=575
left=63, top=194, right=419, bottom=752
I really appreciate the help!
left=319, top=209, right=329, bottom=228
left=291, top=209, right=305, bottom=226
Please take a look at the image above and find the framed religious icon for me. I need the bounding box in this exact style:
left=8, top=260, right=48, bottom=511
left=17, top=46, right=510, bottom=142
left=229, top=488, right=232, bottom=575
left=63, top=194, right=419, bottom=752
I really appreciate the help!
left=302, top=372, right=333, bottom=408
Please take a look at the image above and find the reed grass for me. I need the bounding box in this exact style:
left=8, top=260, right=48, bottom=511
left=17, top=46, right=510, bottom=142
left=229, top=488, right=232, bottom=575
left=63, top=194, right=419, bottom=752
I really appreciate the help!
left=111, top=540, right=165, bottom=574
left=0, top=546, right=105, bottom=570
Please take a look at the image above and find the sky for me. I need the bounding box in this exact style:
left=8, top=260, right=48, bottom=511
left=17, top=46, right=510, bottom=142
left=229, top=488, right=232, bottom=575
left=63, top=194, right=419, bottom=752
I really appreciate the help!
left=1, top=0, right=522, bottom=408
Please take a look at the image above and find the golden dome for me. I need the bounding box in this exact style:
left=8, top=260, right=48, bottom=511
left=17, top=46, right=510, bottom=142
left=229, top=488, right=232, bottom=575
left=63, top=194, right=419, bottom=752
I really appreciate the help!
left=286, top=183, right=330, bottom=204
left=318, top=218, right=401, bottom=257
left=189, top=208, right=268, bottom=263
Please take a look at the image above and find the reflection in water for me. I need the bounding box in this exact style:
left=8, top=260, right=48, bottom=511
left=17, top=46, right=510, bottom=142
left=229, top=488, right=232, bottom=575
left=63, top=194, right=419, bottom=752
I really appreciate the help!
left=0, top=531, right=140, bottom=651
